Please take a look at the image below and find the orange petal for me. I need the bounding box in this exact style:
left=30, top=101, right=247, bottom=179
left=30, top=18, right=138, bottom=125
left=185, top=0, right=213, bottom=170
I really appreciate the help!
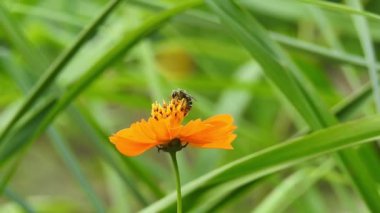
left=148, top=118, right=172, bottom=142
left=115, top=119, right=157, bottom=144
left=189, top=134, right=236, bottom=149
left=179, top=114, right=237, bottom=149
left=204, top=114, right=234, bottom=125
left=109, top=135, right=157, bottom=156
left=178, top=119, right=207, bottom=137
left=109, top=117, right=181, bottom=156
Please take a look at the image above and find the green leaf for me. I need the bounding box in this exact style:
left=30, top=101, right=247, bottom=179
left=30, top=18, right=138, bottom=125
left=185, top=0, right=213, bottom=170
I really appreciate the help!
left=346, top=0, right=380, bottom=111
left=70, top=106, right=163, bottom=204
left=206, top=1, right=380, bottom=211
left=187, top=81, right=374, bottom=212
left=207, top=0, right=336, bottom=129
left=300, top=0, right=380, bottom=22
left=0, top=0, right=123, bottom=145
left=271, top=32, right=380, bottom=70
left=47, top=129, right=106, bottom=212
left=4, top=187, right=36, bottom=213
left=253, top=160, right=334, bottom=213
left=0, top=3, right=45, bottom=72
left=0, top=97, right=57, bottom=163
left=332, top=83, right=372, bottom=120
left=1, top=12, right=110, bottom=210
left=0, top=0, right=202, bottom=169
left=142, top=115, right=380, bottom=212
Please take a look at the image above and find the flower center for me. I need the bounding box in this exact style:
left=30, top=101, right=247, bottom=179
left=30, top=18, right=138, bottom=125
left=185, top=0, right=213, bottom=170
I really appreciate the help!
left=156, top=138, right=188, bottom=153
left=151, top=98, right=188, bottom=124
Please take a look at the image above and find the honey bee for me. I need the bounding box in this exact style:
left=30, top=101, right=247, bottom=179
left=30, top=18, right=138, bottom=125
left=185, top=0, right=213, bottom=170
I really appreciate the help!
left=171, top=89, right=194, bottom=115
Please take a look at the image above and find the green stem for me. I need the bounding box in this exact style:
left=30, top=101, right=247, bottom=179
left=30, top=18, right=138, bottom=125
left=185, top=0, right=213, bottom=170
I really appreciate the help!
left=169, top=152, right=182, bottom=213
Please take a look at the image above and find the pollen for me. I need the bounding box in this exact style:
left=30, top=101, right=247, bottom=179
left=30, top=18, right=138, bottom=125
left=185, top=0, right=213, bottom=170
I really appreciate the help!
left=151, top=98, right=187, bottom=124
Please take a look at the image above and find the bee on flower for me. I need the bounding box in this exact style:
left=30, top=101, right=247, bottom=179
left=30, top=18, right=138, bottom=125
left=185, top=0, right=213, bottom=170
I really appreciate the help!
left=109, top=89, right=237, bottom=156
left=171, top=89, right=194, bottom=116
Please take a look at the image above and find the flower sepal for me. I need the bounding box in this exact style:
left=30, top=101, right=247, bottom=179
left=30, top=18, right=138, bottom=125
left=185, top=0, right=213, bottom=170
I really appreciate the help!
left=157, top=138, right=188, bottom=153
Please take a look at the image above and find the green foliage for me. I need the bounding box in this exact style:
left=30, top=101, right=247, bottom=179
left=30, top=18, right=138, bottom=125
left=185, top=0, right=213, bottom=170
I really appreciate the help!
left=0, top=0, right=380, bottom=212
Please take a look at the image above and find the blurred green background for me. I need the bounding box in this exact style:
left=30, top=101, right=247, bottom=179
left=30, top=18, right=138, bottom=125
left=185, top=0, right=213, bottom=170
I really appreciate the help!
left=1, top=0, right=380, bottom=212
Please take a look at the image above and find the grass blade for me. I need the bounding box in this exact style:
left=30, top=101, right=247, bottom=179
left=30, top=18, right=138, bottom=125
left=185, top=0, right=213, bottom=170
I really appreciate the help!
left=207, top=0, right=380, bottom=211
left=47, top=129, right=106, bottom=212
left=72, top=106, right=165, bottom=202
left=300, top=0, right=380, bottom=22
left=206, top=0, right=380, bottom=211
left=2, top=33, right=107, bottom=212
left=253, top=160, right=334, bottom=213
left=0, top=157, right=20, bottom=194
left=2, top=73, right=105, bottom=212
left=117, top=0, right=379, bottom=70
left=0, top=3, right=45, bottom=72
left=142, top=115, right=380, bottom=212
left=0, top=0, right=202, bottom=167
left=271, top=32, right=380, bottom=70
left=0, top=0, right=123, bottom=145
left=346, top=0, right=380, bottom=112
left=4, top=187, right=36, bottom=213
left=333, top=83, right=372, bottom=120
left=188, top=172, right=262, bottom=213
left=0, top=97, right=57, bottom=164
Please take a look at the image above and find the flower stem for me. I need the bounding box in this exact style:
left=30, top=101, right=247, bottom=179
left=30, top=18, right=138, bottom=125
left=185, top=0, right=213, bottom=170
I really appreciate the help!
left=169, top=151, right=182, bottom=213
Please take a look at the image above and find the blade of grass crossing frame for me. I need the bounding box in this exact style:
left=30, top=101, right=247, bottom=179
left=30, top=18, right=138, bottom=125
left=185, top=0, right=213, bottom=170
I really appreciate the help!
left=194, top=82, right=374, bottom=211
left=0, top=0, right=123, bottom=145
left=308, top=6, right=361, bottom=88
left=47, top=129, right=106, bottom=212
left=2, top=47, right=154, bottom=205
left=2, top=59, right=106, bottom=211
left=300, top=0, right=380, bottom=22
left=187, top=173, right=263, bottom=213
left=315, top=0, right=380, bottom=196
left=0, top=0, right=202, bottom=203
left=0, top=0, right=203, bottom=165
left=0, top=157, right=21, bottom=194
left=7, top=3, right=86, bottom=27
left=196, top=83, right=376, bottom=211
left=311, top=3, right=380, bottom=189
left=333, top=83, right=372, bottom=120
left=314, top=0, right=380, bottom=203
left=142, top=115, right=380, bottom=212
left=123, top=0, right=380, bottom=70
left=295, top=188, right=327, bottom=213
left=329, top=179, right=360, bottom=212
left=0, top=98, right=57, bottom=162
left=0, top=5, right=118, bottom=209
left=346, top=0, right=380, bottom=112
left=69, top=107, right=150, bottom=205
left=102, top=163, right=130, bottom=212
left=228, top=2, right=337, bottom=127
left=209, top=1, right=326, bottom=129
left=0, top=3, right=45, bottom=72
left=206, top=0, right=380, bottom=211
left=357, top=144, right=380, bottom=182
left=1, top=1, right=159, bottom=206
left=4, top=187, right=36, bottom=213
left=270, top=32, right=380, bottom=70
left=1, top=36, right=377, bottom=213
left=71, top=106, right=165, bottom=199
left=252, top=160, right=334, bottom=213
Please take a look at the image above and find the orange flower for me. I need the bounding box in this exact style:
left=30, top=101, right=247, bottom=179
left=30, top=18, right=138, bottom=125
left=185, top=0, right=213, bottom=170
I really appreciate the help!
left=109, top=91, right=237, bottom=156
